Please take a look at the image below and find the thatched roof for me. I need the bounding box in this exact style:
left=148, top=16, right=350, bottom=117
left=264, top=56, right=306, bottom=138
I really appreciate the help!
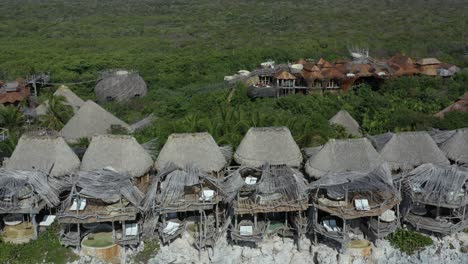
left=305, top=138, right=384, bottom=179
left=142, top=164, right=221, bottom=211
left=274, top=70, right=296, bottom=80
left=405, top=164, right=468, bottom=207
left=234, top=127, right=303, bottom=167
left=60, top=100, right=132, bottom=142
left=81, top=135, right=153, bottom=178
left=329, top=110, right=362, bottom=137
left=309, top=163, right=394, bottom=191
left=6, top=134, right=80, bottom=177
left=416, top=58, right=441, bottom=65
left=435, top=92, right=468, bottom=118
left=321, top=67, right=345, bottom=80
left=155, top=132, right=227, bottom=173
left=0, top=169, right=60, bottom=212
left=316, top=58, right=328, bottom=67
left=36, top=86, right=84, bottom=116
left=95, top=70, right=147, bottom=102
left=440, top=128, right=468, bottom=165
left=222, top=164, right=308, bottom=206
left=367, top=132, right=394, bottom=152
left=71, top=168, right=144, bottom=206
left=379, top=132, right=450, bottom=171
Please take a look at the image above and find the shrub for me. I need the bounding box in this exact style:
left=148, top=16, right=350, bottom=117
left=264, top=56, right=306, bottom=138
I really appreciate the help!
left=388, top=228, right=433, bottom=255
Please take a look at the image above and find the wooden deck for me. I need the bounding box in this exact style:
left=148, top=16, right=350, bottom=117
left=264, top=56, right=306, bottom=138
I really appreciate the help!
left=234, top=197, right=308, bottom=214
left=311, top=193, right=400, bottom=220
left=58, top=203, right=138, bottom=224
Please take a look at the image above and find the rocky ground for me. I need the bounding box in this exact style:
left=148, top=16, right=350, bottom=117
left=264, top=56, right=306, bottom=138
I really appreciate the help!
left=68, top=231, right=468, bottom=264
left=148, top=232, right=468, bottom=264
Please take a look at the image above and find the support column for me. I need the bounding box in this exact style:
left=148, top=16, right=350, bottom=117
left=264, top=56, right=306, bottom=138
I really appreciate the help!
left=31, top=214, right=38, bottom=240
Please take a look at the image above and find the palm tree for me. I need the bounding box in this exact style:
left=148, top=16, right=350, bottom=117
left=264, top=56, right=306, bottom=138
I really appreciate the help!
left=39, top=95, right=73, bottom=130
left=0, top=106, right=25, bottom=131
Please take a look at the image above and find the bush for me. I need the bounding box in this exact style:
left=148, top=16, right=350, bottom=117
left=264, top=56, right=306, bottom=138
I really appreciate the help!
left=388, top=228, right=433, bottom=255
left=132, top=239, right=160, bottom=264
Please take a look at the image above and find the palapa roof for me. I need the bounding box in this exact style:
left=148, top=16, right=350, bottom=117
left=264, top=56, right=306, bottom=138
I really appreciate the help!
left=302, top=69, right=324, bottom=81
left=81, top=135, right=153, bottom=177
left=305, top=138, right=384, bottom=179
left=379, top=131, right=450, bottom=171
left=71, top=168, right=144, bottom=205
left=36, top=86, right=85, bottom=115
left=155, top=132, right=227, bottom=173
left=405, top=163, right=468, bottom=207
left=321, top=67, right=345, bottom=80
left=416, top=58, right=441, bottom=65
left=223, top=164, right=309, bottom=213
left=329, top=109, right=362, bottom=137
left=274, top=70, right=296, bottom=80
left=440, top=128, right=468, bottom=165
left=309, top=163, right=400, bottom=219
left=435, top=92, right=468, bottom=117
left=316, top=58, right=328, bottom=67
left=142, top=164, right=221, bottom=212
left=60, top=100, right=132, bottom=142
left=234, top=127, right=303, bottom=167
left=95, top=70, right=147, bottom=102
left=0, top=169, right=60, bottom=213
left=322, top=61, right=334, bottom=69
left=6, top=134, right=80, bottom=177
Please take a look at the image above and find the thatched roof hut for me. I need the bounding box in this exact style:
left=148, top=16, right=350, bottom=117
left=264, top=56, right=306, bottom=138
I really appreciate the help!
left=0, top=169, right=60, bottom=214
left=435, top=92, right=468, bottom=118
left=5, top=133, right=80, bottom=177
left=405, top=163, right=468, bottom=208
left=81, top=135, right=153, bottom=178
left=223, top=164, right=309, bottom=214
left=321, top=67, right=345, bottom=80
left=95, top=70, right=147, bottom=102
left=440, top=128, right=468, bottom=165
left=58, top=168, right=144, bottom=225
left=403, top=163, right=468, bottom=235
left=60, top=100, right=132, bottom=142
left=36, top=86, right=84, bottom=116
left=309, top=163, right=400, bottom=219
left=155, top=132, right=228, bottom=173
left=416, top=58, right=441, bottom=66
left=234, top=127, right=302, bottom=167
left=305, top=138, right=384, bottom=179
left=379, top=132, right=450, bottom=171
left=274, top=70, right=296, bottom=80
left=329, top=109, right=362, bottom=137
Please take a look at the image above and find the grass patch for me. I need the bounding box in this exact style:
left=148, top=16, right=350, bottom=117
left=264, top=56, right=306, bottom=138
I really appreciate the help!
left=81, top=232, right=114, bottom=248
left=388, top=228, right=433, bottom=255
left=131, top=239, right=160, bottom=264
left=0, top=224, right=78, bottom=264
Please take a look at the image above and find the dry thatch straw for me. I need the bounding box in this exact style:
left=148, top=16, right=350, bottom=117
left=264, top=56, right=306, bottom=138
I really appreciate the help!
left=234, top=127, right=303, bottom=167
left=379, top=131, right=449, bottom=171
left=5, top=134, right=80, bottom=177
left=305, top=138, right=384, bottom=179
left=0, top=169, right=60, bottom=211
left=222, top=164, right=308, bottom=205
left=69, top=168, right=144, bottom=206
left=155, top=132, right=228, bottom=173
left=309, top=163, right=397, bottom=203
left=60, top=100, right=132, bottom=142
left=142, top=163, right=221, bottom=212
left=404, top=163, right=468, bottom=207
left=81, top=135, right=153, bottom=178
left=329, top=110, right=361, bottom=137
left=95, top=69, right=147, bottom=102
left=439, top=128, right=468, bottom=165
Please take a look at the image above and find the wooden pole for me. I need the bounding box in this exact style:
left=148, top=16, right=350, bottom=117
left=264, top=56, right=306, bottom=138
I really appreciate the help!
left=31, top=214, right=38, bottom=240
